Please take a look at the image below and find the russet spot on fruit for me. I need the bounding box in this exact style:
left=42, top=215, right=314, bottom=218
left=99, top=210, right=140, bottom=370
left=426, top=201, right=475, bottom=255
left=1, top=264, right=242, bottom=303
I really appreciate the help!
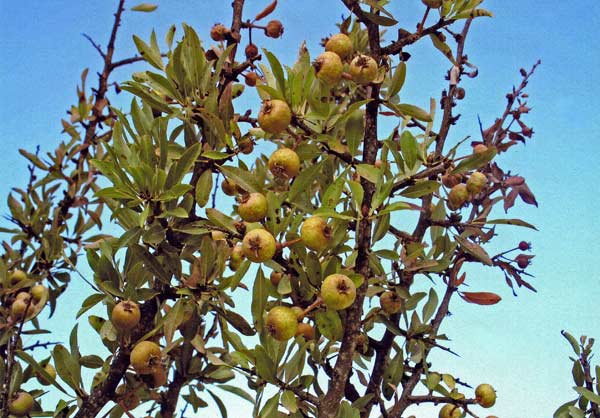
left=258, top=99, right=292, bottom=135
left=9, top=392, right=34, bottom=417
left=130, top=340, right=162, bottom=375
left=237, top=192, right=268, bottom=222
left=349, top=54, right=378, bottom=85
left=379, top=291, right=403, bottom=314
left=439, top=404, right=462, bottom=418
left=321, top=274, right=357, bottom=310
left=313, top=51, right=343, bottom=85
left=242, top=229, right=277, bottom=262
left=266, top=306, right=298, bottom=341
left=300, top=216, right=332, bottom=251
left=475, top=383, right=497, bottom=408
left=268, top=148, right=301, bottom=179
left=325, top=33, right=353, bottom=60
left=111, top=300, right=141, bottom=332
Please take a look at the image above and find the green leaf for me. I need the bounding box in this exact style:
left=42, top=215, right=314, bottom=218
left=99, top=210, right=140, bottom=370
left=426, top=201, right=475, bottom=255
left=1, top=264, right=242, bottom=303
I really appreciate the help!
left=289, top=161, right=323, bottom=201
left=387, top=62, right=406, bottom=98
left=454, top=235, right=493, bottom=265
left=480, top=218, right=538, bottom=230
left=217, top=385, right=254, bottom=403
left=356, top=164, right=381, bottom=184
left=263, top=49, right=286, bottom=94
left=52, top=345, right=81, bottom=391
left=574, top=387, right=600, bottom=404
left=454, top=8, right=493, bottom=19
left=207, top=390, right=228, bottom=418
left=19, top=149, right=48, bottom=170
left=362, top=11, right=398, bottom=26
left=378, top=201, right=416, bottom=216
left=254, top=345, right=277, bottom=383
left=222, top=309, right=255, bottom=336
left=400, top=180, right=440, bottom=199
left=429, top=34, right=456, bottom=65
left=315, top=309, right=343, bottom=341
left=166, top=143, right=201, bottom=188
left=561, top=331, right=581, bottom=355
left=16, top=350, right=70, bottom=395
left=281, top=390, right=298, bottom=413
left=131, top=3, right=158, bottom=12
left=195, top=170, right=213, bottom=208
left=132, top=33, right=164, bottom=70
left=452, top=147, right=497, bottom=174
left=422, top=288, right=438, bottom=323
left=219, top=165, right=261, bottom=193
left=400, top=131, right=418, bottom=170
left=206, top=208, right=238, bottom=234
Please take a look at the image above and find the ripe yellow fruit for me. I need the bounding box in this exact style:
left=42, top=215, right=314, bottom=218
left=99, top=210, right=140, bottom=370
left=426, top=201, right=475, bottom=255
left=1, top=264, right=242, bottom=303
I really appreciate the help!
left=270, top=271, right=283, bottom=286
left=130, top=341, right=162, bottom=374
left=258, top=99, right=292, bottom=135
left=325, top=33, right=353, bottom=60
left=313, top=51, right=343, bottom=85
left=300, top=216, right=332, bottom=251
left=111, top=301, right=141, bottom=333
left=475, top=383, right=497, bottom=408
left=268, top=148, right=300, bottom=179
left=11, top=298, right=31, bottom=320
left=266, top=306, right=298, bottom=341
left=9, top=269, right=27, bottom=285
left=349, top=54, right=378, bottom=84
left=238, top=192, right=268, bottom=222
left=242, top=229, right=277, bottom=262
left=321, top=274, right=356, bottom=310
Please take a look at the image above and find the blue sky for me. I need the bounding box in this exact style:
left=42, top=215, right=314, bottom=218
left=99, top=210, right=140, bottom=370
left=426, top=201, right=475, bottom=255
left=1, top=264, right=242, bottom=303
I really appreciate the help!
left=1, top=1, right=599, bottom=417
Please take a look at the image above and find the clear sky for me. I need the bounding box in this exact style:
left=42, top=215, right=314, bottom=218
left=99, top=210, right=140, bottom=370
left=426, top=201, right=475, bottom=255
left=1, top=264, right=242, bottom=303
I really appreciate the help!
left=1, top=1, right=599, bottom=417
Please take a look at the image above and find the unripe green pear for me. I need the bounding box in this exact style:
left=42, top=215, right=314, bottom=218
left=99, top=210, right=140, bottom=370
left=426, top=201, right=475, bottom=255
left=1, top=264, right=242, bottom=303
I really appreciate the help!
left=313, top=51, right=343, bottom=85
left=238, top=192, right=268, bottom=222
left=266, top=306, right=298, bottom=341
left=349, top=54, right=378, bottom=84
left=242, top=229, right=277, bottom=262
left=268, top=148, right=300, bottom=179
left=447, top=183, right=469, bottom=210
left=325, top=33, right=353, bottom=60
left=300, top=216, right=332, bottom=251
left=9, top=392, right=34, bottom=417
left=11, top=298, right=31, bottom=320
left=258, top=99, right=292, bottom=135
left=321, top=274, right=356, bottom=310
left=466, top=172, right=487, bottom=195
left=475, top=383, right=497, bottom=408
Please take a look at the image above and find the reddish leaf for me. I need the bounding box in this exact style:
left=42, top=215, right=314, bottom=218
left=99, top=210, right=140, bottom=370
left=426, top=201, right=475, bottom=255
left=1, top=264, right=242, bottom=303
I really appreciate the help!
left=504, top=176, right=525, bottom=187
left=255, top=0, right=277, bottom=21
left=503, top=188, right=518, bottom=212
left=517, top=183, right=538, bottom=207
left=460, top=291, right=502, bottom=305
